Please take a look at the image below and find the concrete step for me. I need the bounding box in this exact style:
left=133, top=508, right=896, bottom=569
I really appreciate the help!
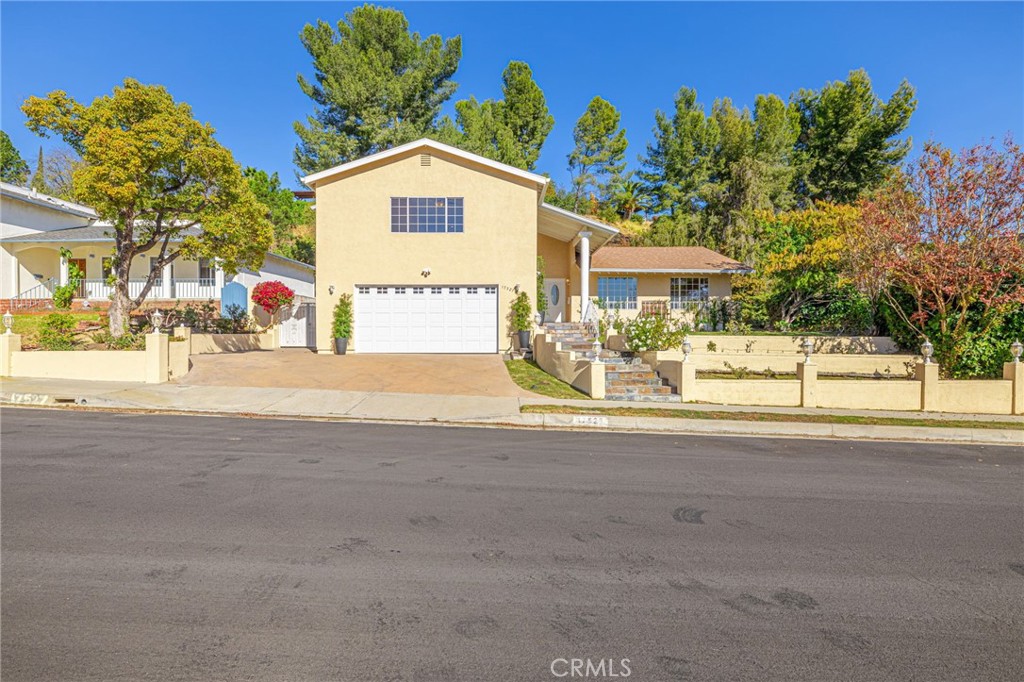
left=604, top=393, right=683, bottom=403
left=605, top=385, right=675, bottom=396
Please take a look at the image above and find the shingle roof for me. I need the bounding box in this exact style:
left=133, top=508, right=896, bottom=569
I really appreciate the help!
left=0, top=223, right=202, bottom=243
left=591, top=246, right=751, bottom=273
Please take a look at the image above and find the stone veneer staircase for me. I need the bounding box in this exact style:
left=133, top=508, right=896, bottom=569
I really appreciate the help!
left=542, top=322, right=680, bottom=402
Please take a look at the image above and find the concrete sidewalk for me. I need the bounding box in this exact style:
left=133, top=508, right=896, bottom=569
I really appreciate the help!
left=2, top=376, right=1020, bottom=446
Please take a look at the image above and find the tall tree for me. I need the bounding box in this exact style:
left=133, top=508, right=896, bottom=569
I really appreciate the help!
left=244, top=167, right=316, bottom=265
left=294, top=4, right=462, bottom=174
left=638, top=86, right=720, bottom=219
left=30, top=146, right=49, bottom=193
left=794, top=69, right=917, bottom=203
left=568, top=96, right=628, bottom=211
left=23, top=78, right=273, bottom=336
left=0, top=130, right=29, bottom=184
left=444, top=61, right=553, bottom=170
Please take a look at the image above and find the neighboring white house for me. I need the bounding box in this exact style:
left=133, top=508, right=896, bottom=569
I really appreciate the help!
left=0, top=181, right=314, bottom=306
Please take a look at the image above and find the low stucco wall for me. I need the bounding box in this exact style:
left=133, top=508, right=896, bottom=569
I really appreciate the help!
left=817, top=380, right=921, bottom=412
left=689, top=335, right=899, bottom=355
left=10, top=350, right=147, bottom=382
left=534, top=333, right=604, bottom=399
left=168, top=339, right=190, bottom=380
left=190, top=331, right=275, bottom=354
left=696, top=379, right=802, bottom=407
left=651, top=349, right=916, bottom=377
left=937, top=380, right=1013, bottom=415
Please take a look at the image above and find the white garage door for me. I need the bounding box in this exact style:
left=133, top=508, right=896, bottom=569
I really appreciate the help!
left=354, top=285, right=498, bottom=353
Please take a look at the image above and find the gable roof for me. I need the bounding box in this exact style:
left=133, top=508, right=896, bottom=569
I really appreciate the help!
left=0, top=182, right=98, bottom=220
left=300, top=138, right=551, bottom=198
left=591, top=246, right=751, bottom=274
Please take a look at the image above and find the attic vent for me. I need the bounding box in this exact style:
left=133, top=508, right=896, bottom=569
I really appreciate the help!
left=420, top=153, right=431, bottom=167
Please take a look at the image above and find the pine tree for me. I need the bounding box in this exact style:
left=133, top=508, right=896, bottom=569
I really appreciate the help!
left=293, top=4, right=462, bottom=174
left=30, top=146, right=48, bottom=193
left=568, top=96, right=628, bottom=212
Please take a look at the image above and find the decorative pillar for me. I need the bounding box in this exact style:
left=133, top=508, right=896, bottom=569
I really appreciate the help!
left=915, top=362, right=939, bottom=411
left=145, top=331, right=170, bottom=384
left=8, top=250, right=18, bottom=297
left=578, top=230, right=592, bottom=321
left=161, top=262, right=173, bottom=299
left=214, top=261, right=225, bottom=293
left=0, top=333, right=22, bottom=377
left=797, top=361, right=818, bottom=408
left=1004, top=362, right=1024, bottom=415
left=59, top=251, right=69, bottom=286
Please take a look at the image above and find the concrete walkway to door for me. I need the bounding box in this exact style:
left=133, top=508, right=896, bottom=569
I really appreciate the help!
left=180, top=349, right=533, bottom=397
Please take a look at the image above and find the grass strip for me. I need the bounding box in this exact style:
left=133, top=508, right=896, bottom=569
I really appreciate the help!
left=521, top=404, right=1022, bottom=431
left=504, top=359, right=590, bottom=400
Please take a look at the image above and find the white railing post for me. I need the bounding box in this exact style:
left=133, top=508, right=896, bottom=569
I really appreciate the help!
left=59, top=253, right=69, bottom=286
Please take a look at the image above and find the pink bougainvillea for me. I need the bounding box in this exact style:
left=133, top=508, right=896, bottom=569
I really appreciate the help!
left=251, top=280, right=295, bottom=316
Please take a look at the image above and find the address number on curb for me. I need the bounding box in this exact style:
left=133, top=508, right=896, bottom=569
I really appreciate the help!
left=573, top=415, right=609, bottom=427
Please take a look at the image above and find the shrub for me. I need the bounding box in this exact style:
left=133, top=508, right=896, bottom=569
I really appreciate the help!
left=622, top=313, right=690, bottom=351
left=52, top=250, right=84, bottom=310
left=251, top=280, right=295, bottom=316
left=38, top=313, right=78, bottom=350
left=536, top=256, right=548, bottom=318
left=509, top=292, right=532, bottom=333
left=332, top=294, right=353, bottom=338
left=215, top=304, right=255, bottom=334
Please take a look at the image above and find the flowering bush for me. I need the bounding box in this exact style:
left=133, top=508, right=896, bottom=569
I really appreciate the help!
left=251, top=280, right=295, bottom=316
left=621, top=313, right=690, bottom=352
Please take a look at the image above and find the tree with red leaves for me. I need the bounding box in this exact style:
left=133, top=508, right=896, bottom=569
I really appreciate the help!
left=849, top=137, right=1024, bottom=375
left=251, top=280, right=296, bottom=317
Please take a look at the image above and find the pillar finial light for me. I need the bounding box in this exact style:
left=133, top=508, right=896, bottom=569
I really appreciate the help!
left=150, top=309, right=164, bottom=333
left=921, top=338, right=934, bottom=364
left=801, top=337, right=814, bottom=364
left=1011, top=340, right=1023, bottom=364
left=2, top=310, right=13, bottom=335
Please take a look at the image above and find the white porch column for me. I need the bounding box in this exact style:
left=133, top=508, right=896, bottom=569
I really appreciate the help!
left=161, top=262, right=173, bottom=299
left=578, top=230, right=592, bottom=320
left=59, top=252, right=69, bottom=286
left=8, top=249, right=18, bottom=297
left=214, top=260, right=225, bottom=293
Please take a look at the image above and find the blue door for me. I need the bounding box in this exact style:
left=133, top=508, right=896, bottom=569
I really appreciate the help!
left=220, top=281, right=247, bottom=316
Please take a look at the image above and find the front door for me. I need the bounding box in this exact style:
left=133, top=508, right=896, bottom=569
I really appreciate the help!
left=69, top=258, right=87, bottom=297
left=543, top=278, right=566, bottom=322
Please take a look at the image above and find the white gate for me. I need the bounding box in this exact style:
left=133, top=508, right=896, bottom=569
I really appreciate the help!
left=280, top=301, right=316, bottom=348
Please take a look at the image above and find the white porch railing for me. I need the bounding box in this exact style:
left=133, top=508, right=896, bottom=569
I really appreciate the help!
left=81, top=279, right=219, bottom=300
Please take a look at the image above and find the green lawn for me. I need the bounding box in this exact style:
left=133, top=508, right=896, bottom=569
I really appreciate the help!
left=521, top=404, right=1022, bottom=431
left=505, top=359, right=589, bottom=400
left=11, top=311, right=104, bottom=345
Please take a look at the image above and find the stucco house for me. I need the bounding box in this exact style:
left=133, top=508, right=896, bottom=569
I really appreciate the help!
left=0, top=182, right=315, bottom=339
left=303, top=139, right=747, bottom=354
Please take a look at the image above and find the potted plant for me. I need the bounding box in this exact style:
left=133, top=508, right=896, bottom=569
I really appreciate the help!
left=509, top=291, right=533, bottom=350
left=332, top=293, right=353, bottom=354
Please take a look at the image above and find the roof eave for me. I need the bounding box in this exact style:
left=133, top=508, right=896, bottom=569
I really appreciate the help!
left=301, top=138, right=551, bottom=193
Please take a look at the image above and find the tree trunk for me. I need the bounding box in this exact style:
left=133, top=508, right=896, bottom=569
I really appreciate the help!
left=108, top=255, right=136, bottom=338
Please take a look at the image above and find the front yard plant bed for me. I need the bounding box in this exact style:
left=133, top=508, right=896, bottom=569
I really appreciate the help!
left=520, top=404, right=1023, bottom=431
left=505, top=359, right=589, bottom=400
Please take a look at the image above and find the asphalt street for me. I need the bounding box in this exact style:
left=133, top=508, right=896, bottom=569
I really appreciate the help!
left=2, top=408, right=1022, bottom=681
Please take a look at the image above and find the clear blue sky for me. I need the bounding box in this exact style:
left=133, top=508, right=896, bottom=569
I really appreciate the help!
left=2, top=2, right=1021, bottom=189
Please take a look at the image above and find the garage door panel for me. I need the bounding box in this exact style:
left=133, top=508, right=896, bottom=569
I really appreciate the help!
left=355, top=285, right=497, bottom=353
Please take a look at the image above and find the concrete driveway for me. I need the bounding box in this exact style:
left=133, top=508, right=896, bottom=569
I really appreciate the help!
left=180, top=349, right=532, bottom=397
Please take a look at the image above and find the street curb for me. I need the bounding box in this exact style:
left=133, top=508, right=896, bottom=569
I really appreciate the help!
left=2, top=392, right=1021, bottom=446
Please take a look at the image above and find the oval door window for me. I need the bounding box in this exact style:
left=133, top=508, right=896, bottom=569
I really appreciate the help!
left=550, top=284, right=560, bottom=305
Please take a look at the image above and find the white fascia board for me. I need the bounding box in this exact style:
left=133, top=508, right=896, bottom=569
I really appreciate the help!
left=0, top=181, right=98, bottom=219
left=539, top=203, right=619, bottom=235
left=301, top=139, right=551, bottom=192
left=591, top=268, right=753, bottom=274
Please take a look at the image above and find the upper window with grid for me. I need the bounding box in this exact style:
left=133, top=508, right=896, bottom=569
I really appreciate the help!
left=391, top=197, right=464, bottom=233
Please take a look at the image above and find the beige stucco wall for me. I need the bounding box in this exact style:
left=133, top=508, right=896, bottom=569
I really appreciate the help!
left=190, top=331, right=276, bottom=354
left=688, top=335, right=900, bottom=355
left=9, top=349, right=147, bottom=382
left=817, top=380, right=922, bottom=411
left=533, top=332, right=604, bottom=398
left=936, top=380, right=1013, bottom=415
left=313, top=150, right=542, bottom=352
left=697, top=379, right=802, bottom=407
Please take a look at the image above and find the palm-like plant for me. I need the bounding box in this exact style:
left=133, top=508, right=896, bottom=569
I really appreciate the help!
left=612, top=179, right=649, bottom=220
